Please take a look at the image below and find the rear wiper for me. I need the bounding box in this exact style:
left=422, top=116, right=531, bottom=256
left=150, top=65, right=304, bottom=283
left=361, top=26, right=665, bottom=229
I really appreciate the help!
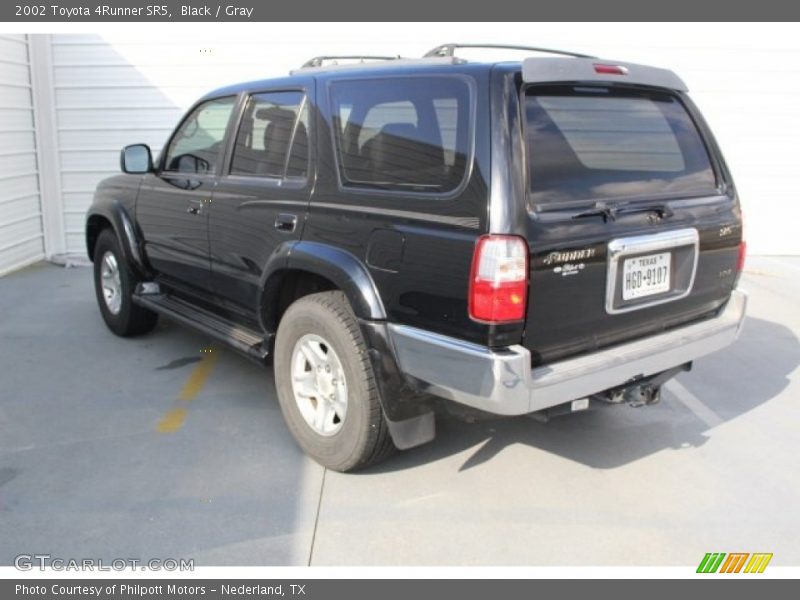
left=571, top=201, right=617, bottom=222
left=616, top=203, right=674, bottom=219
left=571, top=201, right=674, bottom=222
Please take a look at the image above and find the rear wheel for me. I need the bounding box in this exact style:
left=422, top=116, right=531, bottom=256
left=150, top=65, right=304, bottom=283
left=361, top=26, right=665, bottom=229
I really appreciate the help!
left=93, top=228, right=158, bottom=336
left=274, top=291, right=395, bottom=472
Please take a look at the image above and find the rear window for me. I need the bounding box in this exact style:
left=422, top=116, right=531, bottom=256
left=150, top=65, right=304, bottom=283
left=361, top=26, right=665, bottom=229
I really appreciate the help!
left=230, top=91, right=309, bottom=179
left=329, top=77, right=471, bottom=194
left=524, top=86, right=718, bottom=205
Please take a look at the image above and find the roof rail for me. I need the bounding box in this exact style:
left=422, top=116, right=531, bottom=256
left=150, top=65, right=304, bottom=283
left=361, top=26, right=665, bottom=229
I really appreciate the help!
left=424, top=43, right=595, bottom=60
left=299, top=55, right=400, bottom=69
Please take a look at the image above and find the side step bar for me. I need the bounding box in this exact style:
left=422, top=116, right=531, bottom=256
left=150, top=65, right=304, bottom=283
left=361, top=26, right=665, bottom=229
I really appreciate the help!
left=132, top=287, right=269, bottom=363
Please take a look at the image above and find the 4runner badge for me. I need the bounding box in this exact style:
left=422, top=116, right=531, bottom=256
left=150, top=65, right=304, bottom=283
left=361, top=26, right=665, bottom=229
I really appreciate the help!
left=543, top=248, right=597, bottom=266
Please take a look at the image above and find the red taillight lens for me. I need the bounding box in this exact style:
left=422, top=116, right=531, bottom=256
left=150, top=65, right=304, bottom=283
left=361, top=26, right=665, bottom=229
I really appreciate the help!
left=594, top=64, right=629, bottom=75
left=469, top=235, right=529, bottom=323
left=737, top=240, right=747, bottom=272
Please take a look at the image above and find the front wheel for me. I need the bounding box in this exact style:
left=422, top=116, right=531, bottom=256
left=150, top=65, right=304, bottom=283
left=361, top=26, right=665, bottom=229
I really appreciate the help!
left=93, top=228, right=158, bottom=337
left=273, top=291, right=395, bottom=472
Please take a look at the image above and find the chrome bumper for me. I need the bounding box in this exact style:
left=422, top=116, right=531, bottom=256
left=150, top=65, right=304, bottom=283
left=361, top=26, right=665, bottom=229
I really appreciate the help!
left=388, top=290, right=747, bottom=416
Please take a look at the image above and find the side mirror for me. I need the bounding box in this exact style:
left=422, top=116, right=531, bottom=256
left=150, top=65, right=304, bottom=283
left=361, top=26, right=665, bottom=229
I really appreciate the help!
left=120, top=144, right=153, bottom=174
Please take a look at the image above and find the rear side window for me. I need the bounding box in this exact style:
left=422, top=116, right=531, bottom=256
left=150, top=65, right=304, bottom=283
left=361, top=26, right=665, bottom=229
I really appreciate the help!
left=524, top=86, right=717, bottom=205
left=330, top=77, right=471, bottom=194
left=230, top=91, right=309, bottom=179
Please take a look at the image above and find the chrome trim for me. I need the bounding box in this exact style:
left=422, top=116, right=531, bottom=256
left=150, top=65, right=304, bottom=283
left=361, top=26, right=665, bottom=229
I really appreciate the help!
left=389, top=290, right=746, bottom=416
left=605, top=228, right=699, bottom=315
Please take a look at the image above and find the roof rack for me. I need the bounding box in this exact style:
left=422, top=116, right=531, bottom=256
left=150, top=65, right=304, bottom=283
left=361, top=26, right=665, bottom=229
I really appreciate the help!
left=299, top=55, right=401, bottom=69
left=424, top=43, right=596, bottom=60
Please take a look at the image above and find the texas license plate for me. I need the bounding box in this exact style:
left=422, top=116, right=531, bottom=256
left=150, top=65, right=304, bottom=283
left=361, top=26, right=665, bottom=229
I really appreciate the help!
left=622, top=252, right=671, bottom=300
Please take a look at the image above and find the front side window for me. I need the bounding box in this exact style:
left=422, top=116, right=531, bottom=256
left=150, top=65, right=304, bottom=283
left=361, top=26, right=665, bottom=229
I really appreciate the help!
left=330, top=77, right=471, bottom=193
left=230, top=91, right=309, bottom=179
left=524, top=86, right=718, bottom=205
left=164, top=96, right=236, bottom=174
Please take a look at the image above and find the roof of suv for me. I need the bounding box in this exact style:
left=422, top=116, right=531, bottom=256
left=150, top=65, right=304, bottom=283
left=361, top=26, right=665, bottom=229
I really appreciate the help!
left=201, top=45, right=688, bottom=101
left=202, top=56, right=500, bottom=100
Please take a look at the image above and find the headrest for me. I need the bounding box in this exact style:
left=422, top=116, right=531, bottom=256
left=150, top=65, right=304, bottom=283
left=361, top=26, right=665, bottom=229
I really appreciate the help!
left=255, top=106, right=296, bottom=122
left=378, top=122, right=418, bottom=140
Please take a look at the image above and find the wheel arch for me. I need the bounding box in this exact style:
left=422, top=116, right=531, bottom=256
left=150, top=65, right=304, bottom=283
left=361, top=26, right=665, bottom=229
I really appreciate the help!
left=258, top=241, right=387, bottom=334
left=85, top=202, right=149, bottom=277
left=260, top=242, right=435, bottom=450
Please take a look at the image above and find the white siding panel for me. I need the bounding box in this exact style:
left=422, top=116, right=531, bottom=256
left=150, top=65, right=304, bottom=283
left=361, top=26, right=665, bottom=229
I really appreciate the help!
left=58, top=128, right=171, bottom=151
left=0, top=34, right=44, bottom=276
left=0, top=152, right=37, bottom=174
left=0, top=131, right=37, bottom=152
left=61, top=192, right=93, bottom=216
left=0, top=62, right=31, bottom=82
left=0, top=194, right=42, bottom=223
left=61, top=172, right=115, bottom=193
left=56, top=87, right=187, bottom=109
left=60, top=151, right=121, bottom=172
left=54, top=65, right=242, bottom=87
left=0, top=36, right=29, bottom=63
left=0, top=239, right=45, bottom=274
left=58, top=107, right=182, bottom=129
left=63, top=212, right=87, bottom=233
left=0, top=86, right=35, bottom=107
left=0, top=107, right=35, bottom=131
left=1, top=174, right=40, bottom=199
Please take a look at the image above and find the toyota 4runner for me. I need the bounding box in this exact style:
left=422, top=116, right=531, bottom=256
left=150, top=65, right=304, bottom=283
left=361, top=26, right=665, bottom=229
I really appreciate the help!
left=85, top=44, right=747, bottom=471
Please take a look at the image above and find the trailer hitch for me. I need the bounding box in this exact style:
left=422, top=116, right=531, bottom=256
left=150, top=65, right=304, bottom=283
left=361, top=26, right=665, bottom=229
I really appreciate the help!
left=593, top=362, right=692, bottom=408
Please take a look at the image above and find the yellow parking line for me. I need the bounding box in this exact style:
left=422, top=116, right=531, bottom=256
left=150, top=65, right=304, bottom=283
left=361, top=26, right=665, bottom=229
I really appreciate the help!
left=178, top=349, right=217, bottom=401
left=156, top=407, right=188, bottom=433
left=156, top=348, right=217, bottom=433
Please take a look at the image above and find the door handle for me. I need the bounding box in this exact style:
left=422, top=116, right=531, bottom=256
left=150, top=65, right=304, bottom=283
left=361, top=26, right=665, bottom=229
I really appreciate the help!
left=186, top=200, right=204, bottom=215
left=275, top=213, right=297, bottom=233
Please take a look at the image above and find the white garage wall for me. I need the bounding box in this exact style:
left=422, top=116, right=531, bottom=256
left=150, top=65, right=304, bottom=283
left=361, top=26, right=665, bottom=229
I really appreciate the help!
left=51, top=34, right=183, bottom=254
left=19, top=24, right=800, bottom=259
left=0, top=34, right=44, bottom=276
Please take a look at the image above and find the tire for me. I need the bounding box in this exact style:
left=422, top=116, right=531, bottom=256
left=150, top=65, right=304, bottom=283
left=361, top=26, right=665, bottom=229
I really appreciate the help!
left=274, top=291, right=395, bottom=472
left=93, top=228, right=158, bottom=337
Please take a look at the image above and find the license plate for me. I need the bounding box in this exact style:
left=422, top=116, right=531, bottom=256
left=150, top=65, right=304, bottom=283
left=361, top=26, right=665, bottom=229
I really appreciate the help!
left=622, top=252, right=671, bottom=300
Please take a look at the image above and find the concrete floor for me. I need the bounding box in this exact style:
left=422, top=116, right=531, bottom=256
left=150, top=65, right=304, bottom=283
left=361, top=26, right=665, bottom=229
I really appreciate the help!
left=0, top=257, right=798, bottom=566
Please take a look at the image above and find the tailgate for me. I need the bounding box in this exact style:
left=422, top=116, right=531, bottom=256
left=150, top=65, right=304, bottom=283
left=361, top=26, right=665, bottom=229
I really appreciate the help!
left=520, top=84, right=742, bottom=366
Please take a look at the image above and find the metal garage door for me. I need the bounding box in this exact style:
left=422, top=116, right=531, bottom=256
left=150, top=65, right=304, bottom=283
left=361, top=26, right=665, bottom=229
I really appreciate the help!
left=0, top=34, right=44, bottom=276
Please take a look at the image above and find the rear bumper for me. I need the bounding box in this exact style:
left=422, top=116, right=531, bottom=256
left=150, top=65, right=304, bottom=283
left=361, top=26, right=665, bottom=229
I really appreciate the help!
left=388, top=290, right=747, bottom=416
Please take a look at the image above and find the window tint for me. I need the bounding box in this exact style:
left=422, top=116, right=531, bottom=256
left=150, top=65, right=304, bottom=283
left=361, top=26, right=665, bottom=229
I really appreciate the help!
left=230, top=91, right=309, bottom=179
left=330, top=77, right=471, bottom=193
left=164, top=96, right=236, bottom=174
left=525, top=86, right=717, bottom=205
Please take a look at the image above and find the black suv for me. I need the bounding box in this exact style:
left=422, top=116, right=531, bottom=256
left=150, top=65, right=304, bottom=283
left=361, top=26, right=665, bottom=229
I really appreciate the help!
left=85, top=44, right=747, bottom=471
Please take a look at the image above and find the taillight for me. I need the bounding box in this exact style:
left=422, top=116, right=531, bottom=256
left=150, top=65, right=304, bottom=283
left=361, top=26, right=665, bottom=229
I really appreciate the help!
left=736, top=211, right=746, bottom=273
left=594, top=64, right=629, bottom=75
left=468, top=235, right=529, bottom=323
left=737, top=240, right=747, bottom=273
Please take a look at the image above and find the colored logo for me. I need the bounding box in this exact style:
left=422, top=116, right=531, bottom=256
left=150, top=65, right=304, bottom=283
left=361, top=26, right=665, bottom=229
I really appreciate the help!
left=697, top=552, right=773, bottom=573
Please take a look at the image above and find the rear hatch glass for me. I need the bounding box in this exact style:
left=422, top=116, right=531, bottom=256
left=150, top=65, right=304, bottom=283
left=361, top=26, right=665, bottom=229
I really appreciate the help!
left=524, top=86, right=719, bottom=206
left=520, top=85, right=739, bottom=366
